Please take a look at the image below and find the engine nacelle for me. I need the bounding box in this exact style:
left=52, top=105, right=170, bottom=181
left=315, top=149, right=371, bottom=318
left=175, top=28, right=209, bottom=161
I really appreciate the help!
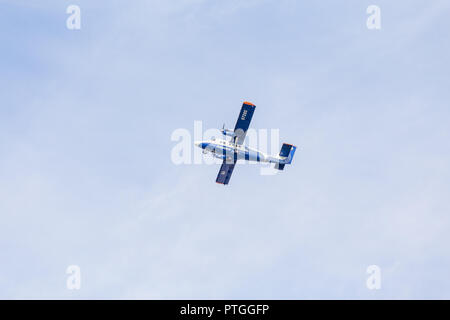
left=221, top=128, right=235, bottom=137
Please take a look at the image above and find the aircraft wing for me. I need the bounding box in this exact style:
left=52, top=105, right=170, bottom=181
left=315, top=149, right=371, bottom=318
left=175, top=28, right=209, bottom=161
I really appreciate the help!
left=232, top=102, right=256, bottom=145
left=216, top=161, right=236, bottom=185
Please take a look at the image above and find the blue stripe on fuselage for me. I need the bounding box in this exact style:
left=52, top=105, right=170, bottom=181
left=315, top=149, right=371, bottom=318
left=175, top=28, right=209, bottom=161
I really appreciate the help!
left=201, top=142, right=263, bottom=163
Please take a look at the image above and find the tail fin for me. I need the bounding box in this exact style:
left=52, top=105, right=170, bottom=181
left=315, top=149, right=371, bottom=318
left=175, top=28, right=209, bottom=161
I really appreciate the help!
left=285, top=145, right=296, bottom=164
left=278, top=143, right=297, bottom=166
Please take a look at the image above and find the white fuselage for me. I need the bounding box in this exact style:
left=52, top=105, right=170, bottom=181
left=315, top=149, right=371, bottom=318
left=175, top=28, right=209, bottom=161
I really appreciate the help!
left=195, top=139, right=282, bottom=164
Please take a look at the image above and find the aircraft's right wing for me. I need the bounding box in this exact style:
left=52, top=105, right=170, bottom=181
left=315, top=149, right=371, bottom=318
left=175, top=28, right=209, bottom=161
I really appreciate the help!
left=232, top=102, right=256, bottom=146
left=215, top=161, right=236, bottom=185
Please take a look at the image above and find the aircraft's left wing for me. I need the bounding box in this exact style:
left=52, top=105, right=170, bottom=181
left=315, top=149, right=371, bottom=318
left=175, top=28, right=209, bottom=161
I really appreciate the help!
left=232, top=101, right=256, bottom=145
left=216, top=161, right=236, bottom=185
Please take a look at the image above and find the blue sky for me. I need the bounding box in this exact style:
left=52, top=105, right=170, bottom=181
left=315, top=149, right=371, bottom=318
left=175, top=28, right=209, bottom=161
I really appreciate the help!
left=1, top=0, right=450, bottom=299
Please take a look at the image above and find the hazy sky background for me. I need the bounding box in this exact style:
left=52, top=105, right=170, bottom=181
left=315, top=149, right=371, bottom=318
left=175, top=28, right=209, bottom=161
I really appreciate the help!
left=1, top=0, right=450, bottom=299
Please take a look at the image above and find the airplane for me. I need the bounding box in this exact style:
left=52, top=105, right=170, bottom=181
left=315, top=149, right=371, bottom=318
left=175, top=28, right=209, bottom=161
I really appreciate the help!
left=194, top=101, right=296, bottom=185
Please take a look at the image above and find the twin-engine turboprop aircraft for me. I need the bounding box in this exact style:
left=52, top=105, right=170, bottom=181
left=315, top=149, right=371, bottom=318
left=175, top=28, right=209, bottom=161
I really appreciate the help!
left=195, top=101, right=296, bottom=185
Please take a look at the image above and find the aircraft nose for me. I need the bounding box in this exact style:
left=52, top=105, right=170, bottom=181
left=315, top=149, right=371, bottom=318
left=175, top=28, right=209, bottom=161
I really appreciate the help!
left=194, top=141, right=202, bottom=148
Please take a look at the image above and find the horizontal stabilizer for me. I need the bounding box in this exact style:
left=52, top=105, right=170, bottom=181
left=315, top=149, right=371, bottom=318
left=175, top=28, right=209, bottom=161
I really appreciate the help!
left=275, top=163, right=285, bottom=170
